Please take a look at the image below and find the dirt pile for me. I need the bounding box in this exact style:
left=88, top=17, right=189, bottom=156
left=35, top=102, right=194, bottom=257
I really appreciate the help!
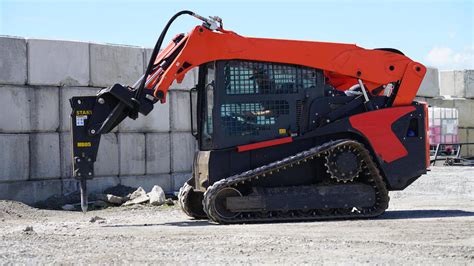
left=0, top=200, right=48, bottom=220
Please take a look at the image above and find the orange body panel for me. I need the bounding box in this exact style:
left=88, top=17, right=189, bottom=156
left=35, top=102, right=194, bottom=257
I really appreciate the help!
left=349, top=106, right=416, bottom=163
left=146, top=26, right=426, bottom=106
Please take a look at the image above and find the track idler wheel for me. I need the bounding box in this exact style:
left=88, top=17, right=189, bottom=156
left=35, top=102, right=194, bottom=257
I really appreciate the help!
left=325, top=145, right=362, bottom=183
left=211, top=187, right=243, bottom=220
left=178, top=182, right=207, bottom=219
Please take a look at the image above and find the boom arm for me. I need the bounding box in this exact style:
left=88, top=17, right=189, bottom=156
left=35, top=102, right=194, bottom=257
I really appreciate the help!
left=145, top=25, right=426, bottom=106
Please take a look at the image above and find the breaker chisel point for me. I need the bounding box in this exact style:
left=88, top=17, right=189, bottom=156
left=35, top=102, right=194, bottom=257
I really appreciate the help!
left=80, top=179, right=88, bottom=213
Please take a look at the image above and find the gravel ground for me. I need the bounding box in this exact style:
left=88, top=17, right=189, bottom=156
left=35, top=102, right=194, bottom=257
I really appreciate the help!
left=0, top=167, right=473, bottom=264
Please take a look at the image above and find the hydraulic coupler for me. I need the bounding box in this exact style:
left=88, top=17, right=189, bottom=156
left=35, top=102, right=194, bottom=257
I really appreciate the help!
left=69, top=84, right=155, bottom=212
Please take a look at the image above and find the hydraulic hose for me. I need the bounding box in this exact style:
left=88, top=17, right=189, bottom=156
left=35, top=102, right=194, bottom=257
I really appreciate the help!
left=135, top=10, right=195, bottom=102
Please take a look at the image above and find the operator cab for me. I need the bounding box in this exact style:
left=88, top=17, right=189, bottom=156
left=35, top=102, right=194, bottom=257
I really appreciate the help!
left=194, top=60, right=389, bottom=151
left=196, top=60, right=327, bottom=150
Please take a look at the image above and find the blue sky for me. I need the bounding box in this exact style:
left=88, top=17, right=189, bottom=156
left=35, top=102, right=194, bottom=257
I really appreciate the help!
left=1, top=0, right=473, bottom=70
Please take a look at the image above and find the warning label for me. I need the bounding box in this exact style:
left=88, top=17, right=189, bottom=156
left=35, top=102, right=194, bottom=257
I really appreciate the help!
left=76, top=115, right=87, bottom=126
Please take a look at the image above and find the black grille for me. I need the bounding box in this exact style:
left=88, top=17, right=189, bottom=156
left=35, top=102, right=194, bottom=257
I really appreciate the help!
left=220, top=100, right=289, bottom=136
left=224, top=61, right=321, bottom=95
left=296, top=100, right=303, bottom=132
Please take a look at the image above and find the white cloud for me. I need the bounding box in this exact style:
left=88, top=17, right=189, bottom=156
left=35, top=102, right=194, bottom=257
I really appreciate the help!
left=425, top=46, right=474, bottom=70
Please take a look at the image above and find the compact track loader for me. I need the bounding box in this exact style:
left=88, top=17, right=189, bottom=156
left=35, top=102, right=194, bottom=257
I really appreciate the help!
left=70, top=11, right=429, bottom=223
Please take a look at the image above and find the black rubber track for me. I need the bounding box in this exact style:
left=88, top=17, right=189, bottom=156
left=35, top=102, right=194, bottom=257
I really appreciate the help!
left=203, top=139, right=389, bottom=224
left=178, top=182, right=208, bottom=219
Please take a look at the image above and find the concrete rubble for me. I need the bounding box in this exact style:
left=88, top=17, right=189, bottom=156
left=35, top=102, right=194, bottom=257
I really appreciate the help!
left=123, top=187, right=149, bottom=206
left=148, top=185, right=166, bottom=206
left=96, top=194, right=125, bottom=205
left=51, top=184, right=171, bottom=211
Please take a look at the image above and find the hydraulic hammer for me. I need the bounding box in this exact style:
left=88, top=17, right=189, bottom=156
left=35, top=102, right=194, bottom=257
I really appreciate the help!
left=69, top=84, right=155, bottom=212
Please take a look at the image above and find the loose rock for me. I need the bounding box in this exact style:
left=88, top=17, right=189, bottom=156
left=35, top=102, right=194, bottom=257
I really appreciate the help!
left=148, top=185, right=166, bottom=206
left=128, top=187, right=146, bottom=200
left=89, top=216, right=106, bottom=223
left=123, top=187, right=149, bottom=206
left=24, top=226, right=34, bottom=232
left=107, top=195, right=125, bottom=205
left=96, top=194, right=125, bottom=205
left=122, top=195, right=149, bottom=206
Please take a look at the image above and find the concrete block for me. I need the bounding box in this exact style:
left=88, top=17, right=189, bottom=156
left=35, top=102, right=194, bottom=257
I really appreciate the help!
left=170, top=132, right=196, bottom=172
left=145, top=133, right=171, bottom=174
left=118, top=100, right=170, bottom=132
left=171, top=172, right=192, bottom=192
left=0, top=134, right=29, bottom=181
left=425, top=98, right=455, bottom=109
left=414, top=96, right=428, bottom=103
left=30, top=133, right=60, bottom=179
left=0, top=176, right=121, bottom=205
left=440, top=71, right=463, bottom=97
left=465, top=70, right=474, bottom=99
left=0, top=36, right=27, bottom=84
left=30, top=86, right=60, bottom=132
left=417, top=67, right=439, bottom=97
left=439, top=71, right=454, bottom=96
left=120, top=174, right=172, bottom=193
left=59, top=86, right=100, bottom=132
left=88, top=176, right=122, bottom=193
left=440, top=70, right=474, bottom=98
left=90, top=43, right=143, bottom=87
left=95, top=133, right=119, bottom=176
left=28, top=39, right=89, bottom=86
left=453, top=99, right=474, bottom=128
left=0, top=179, right=62, bottom=205
left=170, top=90, right=193, bottom=131
left=144, top=48, right=153, bottom=72
left=59, top=132, right=72, bottom=177
left=119, top=133, right=146, bottom=175
left=0, top=85, right=31, bottom=132
left=467, top=129, right=474, bottom=157
left=458, top=128, right=468, bottom=157
left=60, top=132, right=119, bottom=177
left=62, top=176, right=121, bottom=195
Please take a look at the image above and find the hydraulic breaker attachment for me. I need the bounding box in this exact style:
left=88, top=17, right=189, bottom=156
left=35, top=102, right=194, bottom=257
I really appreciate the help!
left=70, top=84, right=155, bottom=212
left=67, top=11, right=203, bottom=212
left=70, top=96, right=99, bottom=212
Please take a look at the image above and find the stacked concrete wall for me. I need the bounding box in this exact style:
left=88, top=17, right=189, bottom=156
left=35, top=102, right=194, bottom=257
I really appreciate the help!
left=439, top=70, right=474, bottom=98
left=0, top=36, right=197, bottom=204
left=1, top=36, right=473, bottom=205
left=416, top=68, right=474, bottom=156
